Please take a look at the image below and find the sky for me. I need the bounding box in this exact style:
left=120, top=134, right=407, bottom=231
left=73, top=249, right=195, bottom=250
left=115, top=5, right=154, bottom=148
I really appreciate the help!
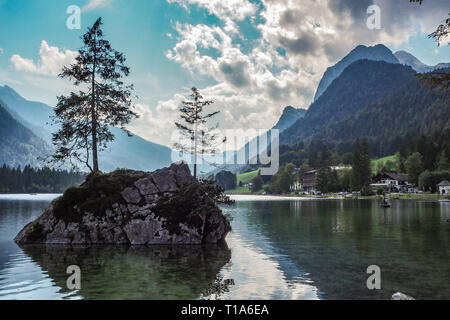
left=0, top=0, right=449, bottom=148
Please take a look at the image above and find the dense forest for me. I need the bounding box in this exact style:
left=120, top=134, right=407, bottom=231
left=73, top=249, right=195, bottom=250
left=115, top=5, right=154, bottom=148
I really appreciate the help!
left=315, top=74, right=450, bottom=157
left=0, top=165, right=85, bottom=193
left=281, top=60, right=416, bottom=145
left=272, top=60, right=450, bottom=192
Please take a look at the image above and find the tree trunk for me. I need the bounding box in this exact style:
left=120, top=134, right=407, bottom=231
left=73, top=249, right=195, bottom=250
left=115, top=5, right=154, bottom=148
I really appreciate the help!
left=194, top=120, right=198, bottom=179
left=193, top=105, right=198, bottom=179
left=91, top=41, right=99, bottom=172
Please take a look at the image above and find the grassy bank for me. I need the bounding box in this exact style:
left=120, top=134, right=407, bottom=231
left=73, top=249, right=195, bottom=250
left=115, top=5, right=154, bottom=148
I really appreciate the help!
left=237, top=169, right=259, bottom=185
left=226, top=169, right=260, bottom=194
left=371, top=155, right=396, bottom=174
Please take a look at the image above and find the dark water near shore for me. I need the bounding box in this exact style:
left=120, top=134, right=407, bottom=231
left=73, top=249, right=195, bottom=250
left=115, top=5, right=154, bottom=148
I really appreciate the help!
left=0, top=194, right=449, bottom=300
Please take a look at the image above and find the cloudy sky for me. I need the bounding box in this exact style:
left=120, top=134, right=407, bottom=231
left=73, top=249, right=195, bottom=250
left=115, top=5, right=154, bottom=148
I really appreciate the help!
left=0, top=0, right=449, bottom=148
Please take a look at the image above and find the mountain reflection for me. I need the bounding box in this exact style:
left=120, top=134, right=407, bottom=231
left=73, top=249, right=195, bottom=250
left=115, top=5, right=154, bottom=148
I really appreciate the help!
left=19, top=244, right=232, bottom=300
left=234, top=199, right=450, bottom=300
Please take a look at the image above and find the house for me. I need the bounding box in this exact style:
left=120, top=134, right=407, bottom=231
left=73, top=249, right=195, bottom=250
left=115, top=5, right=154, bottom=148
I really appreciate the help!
left=300, top=170, right=317, bottom=193
left=437, top=180, right=450, bottom=194
left=371, top=172, right=412, bottom=192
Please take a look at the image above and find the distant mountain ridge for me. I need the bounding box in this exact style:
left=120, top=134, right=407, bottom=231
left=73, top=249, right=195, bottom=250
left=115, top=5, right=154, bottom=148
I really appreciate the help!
left=314, top=44, right=399, bottom=101
left=273, top=106, right=307, bottom=132
left=203, top=105, right=306, bottom=176
left=394, top=50, right=450, bottom=73
left=313, top=70, right=450, bottom=156
left=282, top=60, right=416, bottom=145
left=0, top=85, right=173, bottom=172
left=0, top=100, right=51, bottom=168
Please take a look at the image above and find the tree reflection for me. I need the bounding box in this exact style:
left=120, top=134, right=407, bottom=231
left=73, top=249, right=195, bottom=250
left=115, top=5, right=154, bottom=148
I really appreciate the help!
left=19, top=243, right=232, bottom=300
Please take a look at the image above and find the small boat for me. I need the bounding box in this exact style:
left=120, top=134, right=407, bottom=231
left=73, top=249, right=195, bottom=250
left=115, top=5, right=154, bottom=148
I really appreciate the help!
left=439, top=199, right=450, bottom=203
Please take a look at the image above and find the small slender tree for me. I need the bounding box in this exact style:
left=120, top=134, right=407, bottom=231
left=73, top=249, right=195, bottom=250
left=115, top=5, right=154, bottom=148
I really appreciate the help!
left=251, top=172, right=264, bottom=192
left=51, top=18, right=137, bottom=172
left=174, top=87, right=221, bottom=179
left=351, top=138, right=372, bottom=191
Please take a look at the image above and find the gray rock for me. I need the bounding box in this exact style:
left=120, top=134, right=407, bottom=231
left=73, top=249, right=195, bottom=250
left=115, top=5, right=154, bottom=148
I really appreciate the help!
left=151, top=169, right=178, bottom=193
left=121, top=187, right=142, bottom=204
left=391, top=292, right=415, bottom=300
left=127, top=204, right=140, bottom=214
left=14, top=162, right=231, bottom=246
left=46, top=221, right=70, bottom=244
left=124, top=218, right=163, bottom=245
left=171, top=161, right=194, bottom=187
left=134, top=177, right=159, bottom=195
left=145, top=194, right=159, bottom=204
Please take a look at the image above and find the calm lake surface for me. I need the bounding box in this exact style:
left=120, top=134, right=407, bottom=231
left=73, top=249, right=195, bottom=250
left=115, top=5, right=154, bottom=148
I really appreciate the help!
left=0, top=194, right=449, bottom=300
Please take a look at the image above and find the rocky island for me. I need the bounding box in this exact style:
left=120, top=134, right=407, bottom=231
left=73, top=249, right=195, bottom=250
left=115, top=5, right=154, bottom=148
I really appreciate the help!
left=15, top=162, right=232, bottom=245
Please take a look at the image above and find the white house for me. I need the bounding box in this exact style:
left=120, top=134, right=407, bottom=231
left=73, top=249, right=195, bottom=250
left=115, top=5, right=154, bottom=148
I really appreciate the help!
left=437, top=180, right=450, bottom=195
left=371, top=172, right=411, bottom=192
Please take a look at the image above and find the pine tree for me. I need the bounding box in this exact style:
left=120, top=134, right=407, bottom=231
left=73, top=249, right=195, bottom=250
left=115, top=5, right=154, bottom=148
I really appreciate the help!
left=174, top=87, right=222, bottom=179
left=251, top=173, right=264, bottom=192
left=351, top=138, right=372, bottom=191
left=51, top=18, right=137, bottom=172
left=314, top=167, right=331, bottom=194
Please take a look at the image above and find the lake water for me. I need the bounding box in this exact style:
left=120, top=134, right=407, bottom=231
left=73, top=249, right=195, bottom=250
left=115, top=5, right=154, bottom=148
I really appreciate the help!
left=0, top=194, right=449, bottom=300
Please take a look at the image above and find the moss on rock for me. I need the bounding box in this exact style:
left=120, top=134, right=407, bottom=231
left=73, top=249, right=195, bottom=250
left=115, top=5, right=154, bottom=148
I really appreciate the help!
left=53, top=169, right=142, bottom=223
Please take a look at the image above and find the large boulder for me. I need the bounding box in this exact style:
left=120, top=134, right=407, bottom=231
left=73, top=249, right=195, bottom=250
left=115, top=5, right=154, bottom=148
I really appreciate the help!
left=14, top=162, right=232, bottom=245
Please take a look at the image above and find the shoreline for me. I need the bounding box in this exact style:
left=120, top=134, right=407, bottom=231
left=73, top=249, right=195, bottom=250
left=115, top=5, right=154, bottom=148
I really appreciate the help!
left=227, top=193, right=450, bottom=201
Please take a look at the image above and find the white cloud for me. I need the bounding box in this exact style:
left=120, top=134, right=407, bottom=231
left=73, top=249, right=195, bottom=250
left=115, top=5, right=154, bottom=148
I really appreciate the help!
left=144, top=0, right=450, bottom=147
left=10, top=40, right=78, bottom=76
left=167, top=0, right=258, bottom=21
left=82, top=0, right=113, bottom=12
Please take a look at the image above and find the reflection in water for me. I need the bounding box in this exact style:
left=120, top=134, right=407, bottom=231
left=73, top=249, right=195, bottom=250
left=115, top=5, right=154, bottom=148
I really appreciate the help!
left=233, top=199, right=450, bottom=300
left=19, top=244, right=232, bottom=300
left=0, top=195, right=449, bottom=300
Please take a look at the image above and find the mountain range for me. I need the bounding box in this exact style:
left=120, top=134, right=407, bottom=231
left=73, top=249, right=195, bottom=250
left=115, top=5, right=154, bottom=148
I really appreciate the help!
left=0, top=85, right=172, bottom=172
left=199, top=105, right=307, bottom=176
left=0, top=44, right=448, bottom=175
left=313, top=44, right=399, bottom=101
left=279, top=44, right=449, bottom=161
left=0, top=100, right=50, bottom=168
left=283, top=59, right=417, bottom=145
left=394, top=50, right=450, bottom=73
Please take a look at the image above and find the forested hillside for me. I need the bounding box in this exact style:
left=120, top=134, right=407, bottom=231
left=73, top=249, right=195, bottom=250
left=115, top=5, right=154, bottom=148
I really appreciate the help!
left=0, top=165, right=84, bottom=193
left=273, top=64, right=449, bottom=179
left=0, top=85, right=173, bottom=172
left=0, top=101, right=51, bottom=168
left=314, top=71, right=450, bottom=157
left=281, top=60, right=416, bottom=145
left=314, top=44, right=399, bottom=101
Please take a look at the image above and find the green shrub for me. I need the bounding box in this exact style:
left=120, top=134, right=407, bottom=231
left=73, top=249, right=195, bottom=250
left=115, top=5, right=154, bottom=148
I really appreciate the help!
left=53, top=169, right=142, bottom=223
left=376, top=186, right=385, bottom=196
left=152, top=180, right=233, bottom=235
left=24, top=222, right=44, bottom=242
